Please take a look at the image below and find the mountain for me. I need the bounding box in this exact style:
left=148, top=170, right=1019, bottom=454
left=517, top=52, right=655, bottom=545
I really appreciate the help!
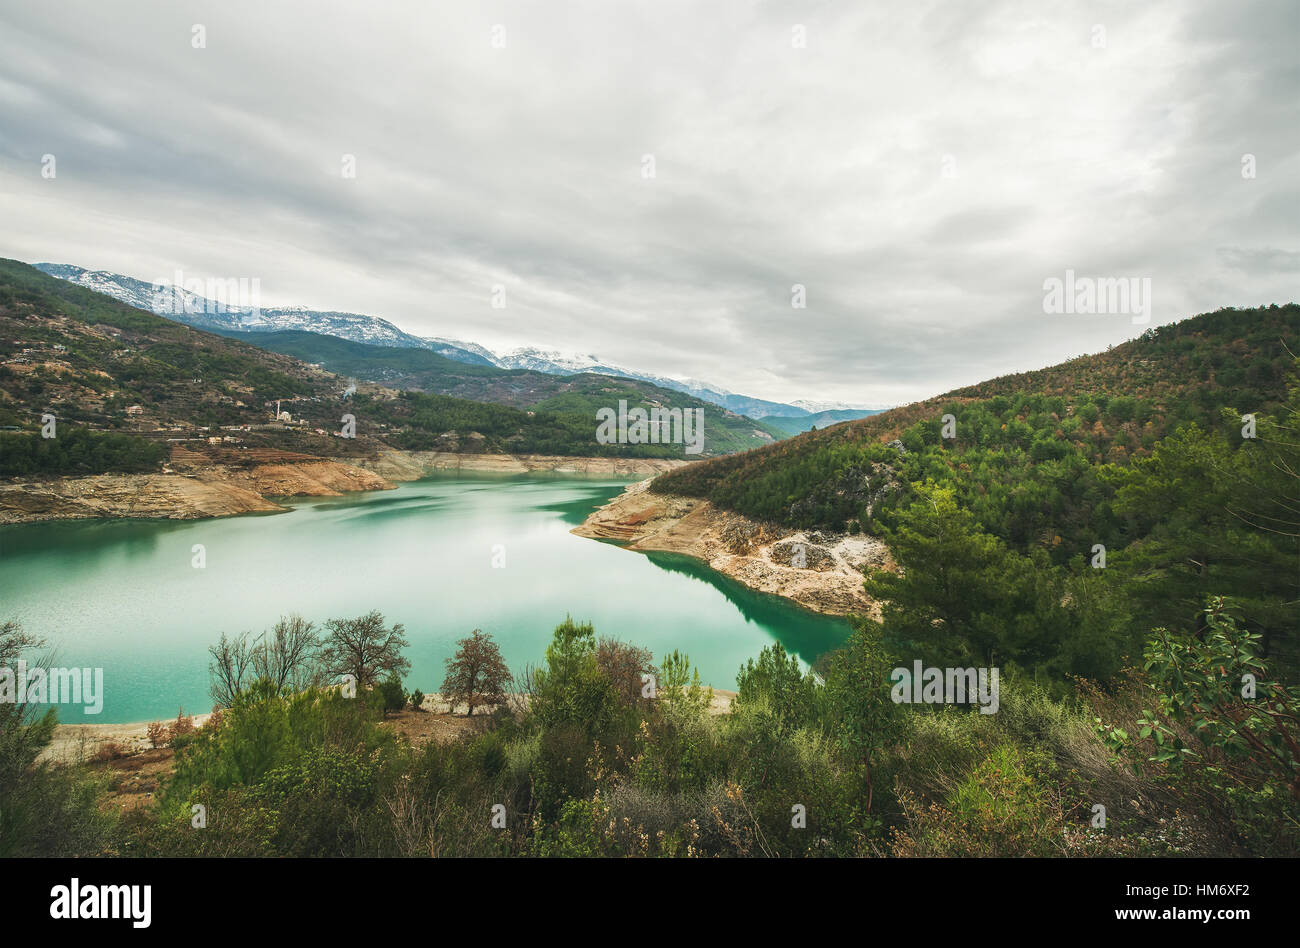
left=654, top=304, right=1300, bottom=532
left=0, top=259, right=778, bottom=467
left=32, top=263, right=493, bottom=365
left=651, top=302, right=1300, bottom=684
left=790, top=398, right=887, bottom=414
left=208, top=329, right=787, bottom=453
left=758, top=408, right=885, bottom=436
left=33, top=263, right=847, bottom=418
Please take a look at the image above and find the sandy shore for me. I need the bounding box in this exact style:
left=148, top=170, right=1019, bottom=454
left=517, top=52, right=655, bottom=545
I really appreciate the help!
left=45, top=713, right=215, bottom=764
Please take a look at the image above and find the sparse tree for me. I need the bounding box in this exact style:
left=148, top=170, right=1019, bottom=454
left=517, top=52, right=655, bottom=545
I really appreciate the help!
left=596, top=637, right=657, bottom=706
left=441, top=629, right=509, bottom=716
left=208, top=630, right=255, bottom=708
left=251, top=614, right=321, bottom=694
left=318, top=610, right=410, bottom=690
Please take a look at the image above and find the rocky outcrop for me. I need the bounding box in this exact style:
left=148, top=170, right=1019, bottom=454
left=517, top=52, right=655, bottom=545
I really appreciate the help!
left=0, top=450, right=689, bottom=524
left=339, top=449, right=688, bottom=481
left=0, top=451, right=396, bottom=525
left=572, top=479, right=893, bottom=616
left=228, top=460, right=392, bottom=497
left=0, top=474, right=283, bottom=524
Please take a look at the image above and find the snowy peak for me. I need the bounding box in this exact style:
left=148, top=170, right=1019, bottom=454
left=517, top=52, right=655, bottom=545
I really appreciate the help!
left=32, top=261, right=864, bottom=418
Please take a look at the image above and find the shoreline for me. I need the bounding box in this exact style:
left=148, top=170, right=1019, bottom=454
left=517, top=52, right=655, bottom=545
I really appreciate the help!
left=0, top=450, right=688, bottom=525
left=571, top=478, right=890, bottom=617
left=45, top=689, right=738, bottom=762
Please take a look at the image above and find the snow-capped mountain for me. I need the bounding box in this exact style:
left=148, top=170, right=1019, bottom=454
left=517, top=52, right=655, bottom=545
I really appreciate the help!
left=34, top=263, right=493, bottom=365
left=425, top=336, right=498, bottom=364
left=492, top=347, right=625, bottom=375
left=790, top=398, right=889, bottom=414
left=477, top=350, right=812, bottom=417
left=33, top=262, right=875, bottom=417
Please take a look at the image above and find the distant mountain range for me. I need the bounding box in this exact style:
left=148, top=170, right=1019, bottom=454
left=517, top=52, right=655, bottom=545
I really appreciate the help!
left=757, top=408, right=886, bottom=436
left=0, top=259, right=786, bottom=459
left=34, top=263, right=883, bottom=421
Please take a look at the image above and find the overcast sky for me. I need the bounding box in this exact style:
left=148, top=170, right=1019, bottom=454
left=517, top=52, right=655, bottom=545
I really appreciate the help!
left=1, top=1, right=1297, bottom=407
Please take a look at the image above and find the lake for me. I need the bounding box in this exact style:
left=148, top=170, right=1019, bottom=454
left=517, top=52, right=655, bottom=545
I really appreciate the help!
left=0, top=473, right=853, bottom=723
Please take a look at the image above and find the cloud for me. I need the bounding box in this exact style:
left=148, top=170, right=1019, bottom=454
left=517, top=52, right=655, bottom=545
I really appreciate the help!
left=0, top=0, right=1296, bottom=406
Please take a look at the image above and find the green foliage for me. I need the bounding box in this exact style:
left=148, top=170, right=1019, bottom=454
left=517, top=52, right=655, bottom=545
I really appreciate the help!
left=820, top=623, right=905, bottom=815
left=377, top=673, right=406, bottom=715
left=0, top=428, right=166, bottom=476
left=735, top=643, right=817, bottom=734
left=1100, top=599, right=1300, bottom=853
left=530, top=616, right=621, bottom=734
left=0, top=621, right=115, bottom=856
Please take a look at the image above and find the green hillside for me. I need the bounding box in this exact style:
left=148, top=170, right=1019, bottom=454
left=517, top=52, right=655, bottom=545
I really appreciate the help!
left=0, top=259, right=773, bottom=471
left=656, top=304, right=1300, bottom=681
left=217, top=328, right=787, bottom=454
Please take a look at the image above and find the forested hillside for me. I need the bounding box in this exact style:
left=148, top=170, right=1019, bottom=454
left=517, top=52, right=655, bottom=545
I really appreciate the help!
left=656, top=304, right=1300, bottom=682
left=216, top=329, right=786, bottom=452
left=0, top=260, right=775, bottom=471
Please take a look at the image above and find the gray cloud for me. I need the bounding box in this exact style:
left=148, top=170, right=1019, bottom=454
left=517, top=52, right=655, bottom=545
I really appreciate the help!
left=1, top=0, right=1296, bottom=406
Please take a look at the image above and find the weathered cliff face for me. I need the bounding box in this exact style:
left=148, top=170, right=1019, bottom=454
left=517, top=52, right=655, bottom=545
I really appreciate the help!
left=340, top=449, right=688, bottom=482
left=0, top=473, right=283, bottom=524
left=0, top=450, right=688, bottom=525
left=572, top=479, right=893, bottom=616
left=0, top=452, right=395, bottom=525
left=223, top=460, right=393, bottom=498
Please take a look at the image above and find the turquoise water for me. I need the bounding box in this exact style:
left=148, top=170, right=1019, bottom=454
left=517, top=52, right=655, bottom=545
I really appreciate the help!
left=0, top=473, right=852, bottom=723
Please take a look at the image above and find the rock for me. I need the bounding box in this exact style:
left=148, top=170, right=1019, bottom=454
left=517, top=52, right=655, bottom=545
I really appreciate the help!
left=770, top=538, right=837, bottom=571
left=572, top=480, right=892, bottom=617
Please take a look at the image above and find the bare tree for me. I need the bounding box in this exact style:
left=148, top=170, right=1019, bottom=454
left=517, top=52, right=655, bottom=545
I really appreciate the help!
left=441, top=629, right=509, bottom=716
left=251, top=614, right=321, bottom=693
left=506, top=662, right=540, bottom=716
left=596, top=637, right=657, bottom=706
left=318, top=610, right=410, bottom=689
left=208, top=631, right=255, bottom=708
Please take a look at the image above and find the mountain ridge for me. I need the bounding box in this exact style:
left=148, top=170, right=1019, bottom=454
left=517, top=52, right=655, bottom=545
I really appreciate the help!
left=33, top=262, right=878, bottom=419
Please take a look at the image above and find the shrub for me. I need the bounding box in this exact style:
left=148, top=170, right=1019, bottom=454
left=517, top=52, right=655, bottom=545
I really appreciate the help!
left=168, top=709, right=195, bottom=743
left=377, top=674, right=406, bottom=715
left=92, top=741, right=129, bottom=763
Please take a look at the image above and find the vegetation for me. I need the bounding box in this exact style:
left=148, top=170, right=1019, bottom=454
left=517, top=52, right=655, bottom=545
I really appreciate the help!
left=317, top=611, right=411, bottom=689
left=3, top=294, right=1295, bottom=859
left=0, top=427, right=166, bottom=476
left=0, top=621, right=114, bottom=856
left=657, top=305, right=1300, bottom=684
left=226, top=329, right=787, bottom=452
left=6, top=601, right=1294, bottom=857
left=441, top=629, right=510, bottom=716
left=0, top=258, right=781, bottom=473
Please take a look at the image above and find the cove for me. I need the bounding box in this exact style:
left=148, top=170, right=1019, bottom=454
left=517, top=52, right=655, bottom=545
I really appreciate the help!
left=0, top=472, right=853, bottom=723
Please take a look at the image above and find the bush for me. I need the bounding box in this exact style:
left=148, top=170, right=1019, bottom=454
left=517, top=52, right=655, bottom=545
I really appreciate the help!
left=377, top=675, right=406, bottom=715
